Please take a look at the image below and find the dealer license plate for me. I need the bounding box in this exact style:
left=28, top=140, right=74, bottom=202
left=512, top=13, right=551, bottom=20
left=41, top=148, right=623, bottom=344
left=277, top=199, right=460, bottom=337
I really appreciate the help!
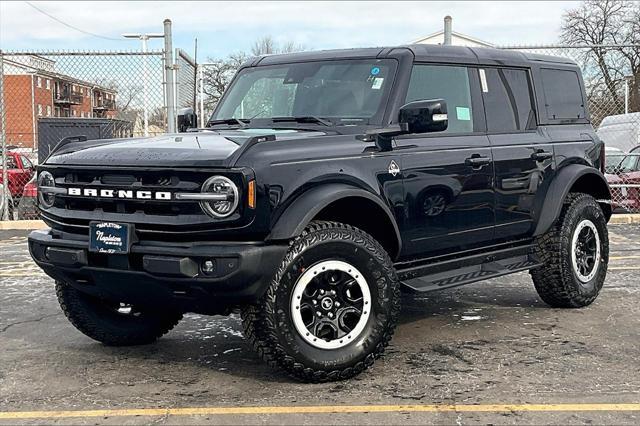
left=89, top=222, right=132, bottom=254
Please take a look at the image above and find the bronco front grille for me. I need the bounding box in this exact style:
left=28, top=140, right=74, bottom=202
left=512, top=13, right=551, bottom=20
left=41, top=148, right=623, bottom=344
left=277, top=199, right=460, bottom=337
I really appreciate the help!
left=39, top=166, right=247, bottom=237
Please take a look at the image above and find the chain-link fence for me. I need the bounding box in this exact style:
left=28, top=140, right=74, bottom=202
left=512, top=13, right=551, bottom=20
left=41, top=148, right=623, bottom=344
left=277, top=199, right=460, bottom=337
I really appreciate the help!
left=0, top=50, right=167, bottom=219
left=1, top=43, right=639, bottom=220
left=501, top=44, right=640, bottom=213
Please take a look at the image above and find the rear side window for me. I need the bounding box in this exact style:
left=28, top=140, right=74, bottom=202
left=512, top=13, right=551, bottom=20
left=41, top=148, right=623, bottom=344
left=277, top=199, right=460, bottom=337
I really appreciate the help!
left=405, top=65, right=473, bottom=134
left=540, top=68, right=585, bottom=120
left=481, top=68, right=536, bottom=133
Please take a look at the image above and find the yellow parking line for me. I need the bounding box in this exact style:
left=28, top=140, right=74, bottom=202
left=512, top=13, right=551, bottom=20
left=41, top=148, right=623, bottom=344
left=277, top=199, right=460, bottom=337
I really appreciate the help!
left=0, top=403, right=639, bottom=419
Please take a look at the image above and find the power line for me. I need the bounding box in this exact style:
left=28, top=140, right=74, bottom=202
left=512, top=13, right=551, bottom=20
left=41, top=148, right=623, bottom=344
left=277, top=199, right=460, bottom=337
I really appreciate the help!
left=24, top=1, right=125, bottom=41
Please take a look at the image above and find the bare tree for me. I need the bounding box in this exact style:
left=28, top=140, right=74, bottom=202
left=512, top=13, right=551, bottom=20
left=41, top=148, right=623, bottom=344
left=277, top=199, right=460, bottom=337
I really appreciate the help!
left=561, top=0, right=640, bottom=114
left=251, top=36, right=305, bottom=56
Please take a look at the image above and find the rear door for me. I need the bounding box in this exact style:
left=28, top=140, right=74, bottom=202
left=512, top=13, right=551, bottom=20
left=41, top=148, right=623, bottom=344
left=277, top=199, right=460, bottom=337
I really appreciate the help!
left=395, top=64, right=495, bottom=257
left=480, top=67, right=554, bottom=240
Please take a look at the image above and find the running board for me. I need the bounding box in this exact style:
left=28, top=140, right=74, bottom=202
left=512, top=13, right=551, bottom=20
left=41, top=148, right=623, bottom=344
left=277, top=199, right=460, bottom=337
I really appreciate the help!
left=398, top=245, right=541, bottom=293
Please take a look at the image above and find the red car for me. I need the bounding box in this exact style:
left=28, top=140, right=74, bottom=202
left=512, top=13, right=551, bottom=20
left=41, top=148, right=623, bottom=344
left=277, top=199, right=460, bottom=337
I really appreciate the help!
left=0, top=151, right=36, bottom=218
left=605, top=152, right=640, bottom=212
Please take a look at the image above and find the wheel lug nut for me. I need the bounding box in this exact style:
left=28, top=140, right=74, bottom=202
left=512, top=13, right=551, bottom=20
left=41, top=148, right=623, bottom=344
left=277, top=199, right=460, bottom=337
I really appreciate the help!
left=335, top=301, right=340, bottom=307
left=328, top=312, right=333, bottom=318
left=312, top=300, right=317, bottom=305
left=316, top=312, right=322, bottom=317
left=320, top=289, right=325, bottom=295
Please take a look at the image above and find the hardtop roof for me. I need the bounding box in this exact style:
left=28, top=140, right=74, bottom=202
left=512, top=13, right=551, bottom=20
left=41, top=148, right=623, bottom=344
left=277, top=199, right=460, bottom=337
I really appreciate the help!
left=251, top=44, right=577, bottom=68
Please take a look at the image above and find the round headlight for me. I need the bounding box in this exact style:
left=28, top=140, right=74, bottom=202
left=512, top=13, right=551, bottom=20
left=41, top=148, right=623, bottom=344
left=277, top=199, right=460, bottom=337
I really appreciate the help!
left=200, top=176, right=239, bottom=218
left=37, top=171, right=56, bottom=209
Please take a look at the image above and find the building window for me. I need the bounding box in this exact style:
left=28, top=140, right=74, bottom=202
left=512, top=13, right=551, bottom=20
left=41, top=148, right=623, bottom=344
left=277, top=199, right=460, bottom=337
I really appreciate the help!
left=47, top=105, right=52, bottom=116
left=36, top=76, right=42, bottom=88
left=45, top=79, right=51, bottom=90
left=72, top=110, right=76, bottom=117
left=37, top=104, right=43, bottom=116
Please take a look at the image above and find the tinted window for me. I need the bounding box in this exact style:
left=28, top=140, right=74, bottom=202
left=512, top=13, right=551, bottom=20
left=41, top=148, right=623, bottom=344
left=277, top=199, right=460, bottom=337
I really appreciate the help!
left=405, top=65, right=473, bottom=134
left=540, top=68, right=585, bottom=120
left=482, top=68, right=536, bottom=132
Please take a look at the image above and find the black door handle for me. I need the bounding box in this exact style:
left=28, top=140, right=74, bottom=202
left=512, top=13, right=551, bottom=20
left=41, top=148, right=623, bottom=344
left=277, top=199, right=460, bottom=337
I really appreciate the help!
left=531, top=150, right=553, bottom=161
left=465, top=156, right=491, bottom=167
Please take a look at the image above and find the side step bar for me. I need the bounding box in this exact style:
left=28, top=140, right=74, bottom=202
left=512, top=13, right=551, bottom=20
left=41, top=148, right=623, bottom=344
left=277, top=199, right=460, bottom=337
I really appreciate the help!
left=397, top=244, right=541, bottom=293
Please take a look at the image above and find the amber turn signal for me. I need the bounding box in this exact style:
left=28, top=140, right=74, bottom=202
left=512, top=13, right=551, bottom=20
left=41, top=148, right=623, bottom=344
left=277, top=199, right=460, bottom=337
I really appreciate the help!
left=248, top=180, right=256, bottom=209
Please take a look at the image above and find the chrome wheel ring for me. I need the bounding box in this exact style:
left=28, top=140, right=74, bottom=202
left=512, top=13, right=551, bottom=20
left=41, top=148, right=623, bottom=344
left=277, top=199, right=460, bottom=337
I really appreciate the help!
left=291, top=260, right=371, bottom=350
left=571, top=219, right=601, bottom=283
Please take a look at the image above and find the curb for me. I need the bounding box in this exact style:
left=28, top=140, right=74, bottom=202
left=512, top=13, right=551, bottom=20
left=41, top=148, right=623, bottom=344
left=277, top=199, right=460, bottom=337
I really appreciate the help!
left=0, top=215, right=638, bottom=231
left=608, top=214, right=640, bottom=224
left=0, top=220, right=47, bottom=230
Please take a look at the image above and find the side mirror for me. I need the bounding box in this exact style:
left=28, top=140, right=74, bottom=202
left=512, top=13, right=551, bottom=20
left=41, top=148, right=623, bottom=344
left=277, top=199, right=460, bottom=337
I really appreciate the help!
left=177, top=107, right=198, bottom=133
left=398, top=99, right=448, bottom=134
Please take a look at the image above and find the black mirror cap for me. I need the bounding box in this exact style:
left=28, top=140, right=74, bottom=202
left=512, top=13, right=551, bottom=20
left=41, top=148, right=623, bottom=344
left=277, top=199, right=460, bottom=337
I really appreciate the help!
left=398, top=99, right=448, bottom=134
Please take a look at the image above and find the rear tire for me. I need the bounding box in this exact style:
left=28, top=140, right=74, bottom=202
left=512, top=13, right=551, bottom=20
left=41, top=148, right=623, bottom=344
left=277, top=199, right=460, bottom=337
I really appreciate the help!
left=56, top=281, right=183, bottom=346
left=531, top=193, right=608, bottom=308
left=241, top=221, right=401, bottom=382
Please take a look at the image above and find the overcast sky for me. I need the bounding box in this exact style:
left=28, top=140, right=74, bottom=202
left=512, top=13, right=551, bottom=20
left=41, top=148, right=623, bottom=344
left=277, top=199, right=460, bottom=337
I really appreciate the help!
left=1, top=1, right=580, bottom=59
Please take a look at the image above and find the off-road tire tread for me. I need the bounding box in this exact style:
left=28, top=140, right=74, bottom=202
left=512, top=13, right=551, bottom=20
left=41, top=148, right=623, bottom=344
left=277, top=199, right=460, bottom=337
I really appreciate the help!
left=241, top=221, right=401, bottom=383
left=56, top=282, right=183, bottom=346
left=530, top=193, right=608, bottom=308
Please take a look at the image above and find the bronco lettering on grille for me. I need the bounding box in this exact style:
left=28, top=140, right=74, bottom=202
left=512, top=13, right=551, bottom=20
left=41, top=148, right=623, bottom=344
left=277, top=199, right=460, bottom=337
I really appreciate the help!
left=67, top=188, right=172, bottom=200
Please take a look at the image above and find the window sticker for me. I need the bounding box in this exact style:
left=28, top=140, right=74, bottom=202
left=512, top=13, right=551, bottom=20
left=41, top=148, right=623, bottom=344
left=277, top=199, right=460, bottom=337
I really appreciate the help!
left=371, top=77, right=384, bottom=90
left=370, top=66, right=380, bottom=76
left=479, top=69, right=488, bottom=92
left=456, top=106, right=471, bottom=121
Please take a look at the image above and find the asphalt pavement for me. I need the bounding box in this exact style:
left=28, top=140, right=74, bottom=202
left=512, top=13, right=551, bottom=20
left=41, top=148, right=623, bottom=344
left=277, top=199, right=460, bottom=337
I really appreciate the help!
left=0, top=225, right=639, bottom=425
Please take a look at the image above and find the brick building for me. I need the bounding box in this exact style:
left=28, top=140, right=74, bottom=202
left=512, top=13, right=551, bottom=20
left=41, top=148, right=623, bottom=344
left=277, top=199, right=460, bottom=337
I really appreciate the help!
left=2, top=55, right=117, bottom=149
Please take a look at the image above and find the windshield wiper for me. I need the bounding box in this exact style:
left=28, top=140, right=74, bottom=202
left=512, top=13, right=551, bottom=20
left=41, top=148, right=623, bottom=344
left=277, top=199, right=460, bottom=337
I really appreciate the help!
left=207, top=118, right=249, bottom=128
left=271, top=116, right=333, bottom=127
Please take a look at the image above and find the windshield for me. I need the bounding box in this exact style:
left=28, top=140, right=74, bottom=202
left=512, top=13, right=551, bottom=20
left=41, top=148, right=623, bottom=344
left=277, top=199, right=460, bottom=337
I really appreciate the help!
left=211, top=59, right=397, bottom=126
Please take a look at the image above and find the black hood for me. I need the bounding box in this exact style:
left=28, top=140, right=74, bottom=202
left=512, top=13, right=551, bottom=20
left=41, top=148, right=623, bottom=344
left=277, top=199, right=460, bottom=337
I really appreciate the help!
left=45, top=129, right=327, bottom=168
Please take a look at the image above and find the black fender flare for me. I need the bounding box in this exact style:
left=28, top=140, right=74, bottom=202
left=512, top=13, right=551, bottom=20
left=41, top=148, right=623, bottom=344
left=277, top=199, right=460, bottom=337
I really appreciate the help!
left=533, top=164, right=611, bottom=236
left=266, top=183, right=402, bottom=255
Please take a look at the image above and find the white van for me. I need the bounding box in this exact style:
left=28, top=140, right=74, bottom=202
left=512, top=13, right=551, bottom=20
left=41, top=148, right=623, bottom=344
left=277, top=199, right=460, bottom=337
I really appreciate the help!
left=597, top=112, right=640, bottom=152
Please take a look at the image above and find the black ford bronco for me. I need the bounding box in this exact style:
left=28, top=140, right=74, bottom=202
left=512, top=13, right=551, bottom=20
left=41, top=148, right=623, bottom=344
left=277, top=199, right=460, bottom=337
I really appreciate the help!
left=29, top=45, right=611, bottom=382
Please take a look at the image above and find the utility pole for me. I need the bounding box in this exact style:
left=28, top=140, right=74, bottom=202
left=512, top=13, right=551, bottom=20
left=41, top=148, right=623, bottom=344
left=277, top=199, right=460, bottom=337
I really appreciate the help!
left=443, top=16, right=453, bottom=46
left=164, top=19, right=176, bottom=133
left=123, top=32, right=164, bottom=137
left=0, top=50, right=8, bottom=220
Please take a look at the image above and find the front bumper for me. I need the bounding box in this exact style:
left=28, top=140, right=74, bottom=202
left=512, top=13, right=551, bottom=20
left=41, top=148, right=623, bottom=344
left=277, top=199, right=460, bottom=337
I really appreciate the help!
left=28, top=229, right=287, bottom=314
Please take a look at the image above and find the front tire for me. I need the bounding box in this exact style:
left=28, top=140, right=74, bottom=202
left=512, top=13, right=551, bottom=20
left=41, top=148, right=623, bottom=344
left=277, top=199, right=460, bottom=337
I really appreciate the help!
left=56, top=281, right=183, bottom=346
left=241, top=221, right=401, bottom=382
left=531, top=193, right=609, bottom=308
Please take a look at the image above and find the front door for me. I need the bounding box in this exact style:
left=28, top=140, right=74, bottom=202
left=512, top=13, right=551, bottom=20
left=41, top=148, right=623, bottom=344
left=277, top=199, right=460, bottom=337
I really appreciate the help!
left=395, top=64, right=495, bottom=258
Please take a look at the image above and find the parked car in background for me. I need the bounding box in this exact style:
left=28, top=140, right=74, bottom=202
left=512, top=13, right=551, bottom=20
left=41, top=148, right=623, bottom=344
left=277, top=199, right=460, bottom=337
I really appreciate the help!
left=605, top=148, right=640, bottom=212
left=17, top=176, right=39, bottom=220
left=597, top=112, right=640, bottom=153
left=0, top=150, right=36, bottom=219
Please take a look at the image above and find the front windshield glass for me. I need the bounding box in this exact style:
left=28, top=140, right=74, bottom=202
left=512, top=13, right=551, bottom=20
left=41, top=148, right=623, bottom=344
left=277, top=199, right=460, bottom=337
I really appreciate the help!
left=211, top=59, right=396, bottom=126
